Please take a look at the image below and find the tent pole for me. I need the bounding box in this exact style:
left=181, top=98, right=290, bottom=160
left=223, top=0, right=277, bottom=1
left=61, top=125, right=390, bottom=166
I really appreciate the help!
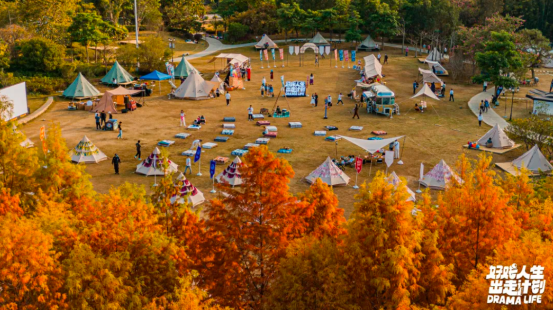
left=398, top=136, right=407, bottom=164
left=368, top=154, right=373, bottom=178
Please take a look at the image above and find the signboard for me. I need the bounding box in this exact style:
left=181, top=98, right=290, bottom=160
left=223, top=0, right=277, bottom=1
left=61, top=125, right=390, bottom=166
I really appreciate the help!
left=285, top=81, right=307, bottom=97
left=355, top=157, right=363, bottom=173
left=210, top=160, right=216, bottom=178
left=194, top=146, right=202, bottom=163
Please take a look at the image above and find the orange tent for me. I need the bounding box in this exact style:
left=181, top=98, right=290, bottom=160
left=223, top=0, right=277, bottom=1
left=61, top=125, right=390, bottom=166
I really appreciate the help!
left=93, top=87, right=142, bottom=113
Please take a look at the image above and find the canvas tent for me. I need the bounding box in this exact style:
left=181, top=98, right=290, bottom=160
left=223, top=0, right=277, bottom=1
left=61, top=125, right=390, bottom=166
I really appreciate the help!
left=209, top=54, right=250, bottom=67
left=255, top=35, right=278, bottom=49
left=309, top=32, right=330, bottom=46
left=358, top=35, right=379, bottom=51
left=420, top=160, right=462, bottom=190
left=411, top=84, right=440, bottom=101
left=511, top=145, right=552, bottom=173
left=216, top=156, right=243, bottom=186
left=418, top=68, right=443, bottom=85
left=174, top=70, right=218, bottom=100
left=94, top=87, right=142, bottom=113
left=363, top=55, right=383, bottom=78
left=136, top=147, right=178, bottom=176
left=339, top=135, right=404, bottom=154
left=425, top=60, right=448, bottom=76
left=101, top=61, right=134, bottom=85
left=174, top=55, right=200, bottom=78
left=70, top=135, right=107, bottom=164
left=306, top=157, right=350, bottom=186
left=385, top=171, right=416, bottom=202
left=170, top=173, right=205, bottom=207
left=426, top=48, right=443, bottom=62
left=63, top=73, right=101, bottom=99
left=210, top=74, right=226, bottom=93
left=477, top=124, right=516, bottom=149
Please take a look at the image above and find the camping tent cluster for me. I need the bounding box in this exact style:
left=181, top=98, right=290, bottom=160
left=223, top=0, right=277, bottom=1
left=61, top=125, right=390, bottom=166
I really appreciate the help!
left=136, top=147, right=178, bottom=175
left=63, top=73, right=101, bottom=99
left=216, top=156, right=243, bottom=186
left=101, top=61, right=134, bottom=85
left=71, top=136, right=107, bottom=164
left=306, top=157, right=350, bottom=186
left=420, top=160, right=462, bottom=190
left=363, top=55, right=383, bottom=79
left=255, top=35, right=278, bottom=49
left=174, top=70, right=218, bottom=100
left=174, top=55, right=201, bottom=78
left=171, top=173, right=205, bottom=207
left=358, top=35, right=379, bottom=51
left=309, top=32, right=330, bottom=46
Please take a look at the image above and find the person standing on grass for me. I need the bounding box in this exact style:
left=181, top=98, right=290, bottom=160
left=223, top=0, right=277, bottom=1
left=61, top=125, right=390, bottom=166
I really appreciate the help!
left=377, top=53, right=381, bottom=63
left=95, top=112, right=101, bottom=130
left=100, top=110, right=107, bottom=126
left=413, top=81, right=418, bottom=94
left=262, top=77, right=266, bottom=87
left=310, top=73, right=314, bottom=85
left=327, top=94, right=332, bottom=107
left=225, top=91, right=231, bottom=106
left=337, top=92, right=344, bottom=105
left=180, top=110, right=186, bottom=126
left=260, top=84, right=265, bottom=97
left=314, top=92, right=319, bottom=107
left=449, top=89, right=454, bottom=102
left=478, top=112, right=483, bottom=126
left=352, top=103, right=360, bottom=119
left=315, top=55, right=319, bottom=67
left=135, top=140, right=141, bottom=160
left=310, top=94, right=315, bottom=107
left=384, top=54, right=388, bottom=64
left=116, top=122, right=123, bottom=139
left=405, top=47, right=409, bottom=56
left=185, top=157, right=192, bottom=174
left=270, top=70, right=274, bottom=81
left=112, top=154, right=121, bottom=175
left=248, top=105, right=254, bottom=121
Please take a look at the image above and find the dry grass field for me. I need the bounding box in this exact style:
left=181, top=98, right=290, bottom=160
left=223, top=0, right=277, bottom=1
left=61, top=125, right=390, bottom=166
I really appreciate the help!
left=20, top=44, right=551, bottom=217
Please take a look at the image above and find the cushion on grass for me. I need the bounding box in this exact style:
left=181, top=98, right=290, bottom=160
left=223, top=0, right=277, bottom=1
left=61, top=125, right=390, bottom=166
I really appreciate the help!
left=372, top=130, right=387, bottom=135
left=223, top=117, right=236, bottom=122
left=273, top=112, right=290, bottom=118
left=243, top=143, right=260, bottom=150
left=252, top=114, right=264, bottom=119
left=223, top=123, right=236, bottom=129
left=325, top=126, right=338, bottom=131
left=349, top=126, right=363, bottom=131
left=157, top=140, right=175, bottom=147
left=187, top=125, right=201, bottom=130
left=256, top=138, right=270, bottom=145
left=214, top=156, right=229, bottom=164
left=325, top=136, right=342, bottom=142
left=182, top=150, right=195, bottom=156
left=289, top=122, right=302, bottom=128
left=264, top=132, right=278, bottom=138
left=231, top=149, right=248, bottom=156
left=278, top=148, right=293, bottom=154
left=202, top=142, right=218, bottom=149
left=175, top=133, right=190, bottom=139
left=257, top=120, right=270, bottom=126
left=265, top=126, right=278, bottom=132
left=214, top=136, right=229, bottom=142
left=314, top=131, right=327, bottom=136
left=222, top=129, right=234, bottom=135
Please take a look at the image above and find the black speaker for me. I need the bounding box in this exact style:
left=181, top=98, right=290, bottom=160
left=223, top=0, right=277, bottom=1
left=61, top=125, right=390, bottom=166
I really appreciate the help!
left=122, top=109, right=128, bottom=113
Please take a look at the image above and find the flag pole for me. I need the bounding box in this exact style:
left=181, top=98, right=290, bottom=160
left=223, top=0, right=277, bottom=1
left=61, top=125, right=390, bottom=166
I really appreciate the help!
left=353, top=171, right=359, bottom=189
left=210, top=175, right=216, bottom=193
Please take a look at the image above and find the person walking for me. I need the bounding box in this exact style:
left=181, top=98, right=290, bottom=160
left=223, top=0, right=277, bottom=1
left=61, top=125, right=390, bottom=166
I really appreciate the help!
left=112, top=154, right=121, bottom=175
left=449, top=89, right=454, bottom=101
left=260, top=84, right=265, bottom=97
left=185, top=157, right=192, bottom=174
left=483, top=81, right=488, bottom=92
left=225, top=91, right=231, bottom=106
left=413, top=81, right=418, bottom=94
left=270, top=70, right=274, bottom=81
left=135, top=140, right=141, bottom=160
left=248, top=105, right=254, bottom=121
left=117, top=122, right=123, bottom=139
left=337, top=92, right=344, bottom=105
left=262, top=77, right=266, bottom=86
left=384, top=54, right=388, bottom=64
left=100, top=110, right=107, bottom=126
left=180, top=110, right=186, bottom=126
left=484, top=99, right=490, bottom=112
left=314, top=93, right=318, bottom=107
left=478, top=112, right=483, bottom=126
left=327, top=94, right=332, bottom=106
left=479, top=100, right=484, bottom=112
left=95, top=112, right=101, bottom=130
left=352, top=103, right=360, bottom=119
left=310, top=73, right=314, bottom=85
left=377, top=53, right=381, bottom=63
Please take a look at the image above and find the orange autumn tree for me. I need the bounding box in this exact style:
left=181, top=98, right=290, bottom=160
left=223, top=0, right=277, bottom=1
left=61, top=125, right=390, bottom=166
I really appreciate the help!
left=197, top=146, right=306, bottom=310
left=344, top=170, right=421, bottom=309
left=436, top=154, right=520, bottom=286
left=448, top=230, right=553, bottom=310
left=296, top=178, right=346, bottom=238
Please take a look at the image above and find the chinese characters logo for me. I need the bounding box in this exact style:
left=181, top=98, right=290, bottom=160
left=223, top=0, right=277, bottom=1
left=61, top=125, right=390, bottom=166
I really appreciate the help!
left=486, top=264, right=545, bottom=305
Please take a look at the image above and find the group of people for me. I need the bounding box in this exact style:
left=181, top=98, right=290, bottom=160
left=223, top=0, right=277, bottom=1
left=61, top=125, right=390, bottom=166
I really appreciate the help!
left=376, top=53, right=389, bottom=64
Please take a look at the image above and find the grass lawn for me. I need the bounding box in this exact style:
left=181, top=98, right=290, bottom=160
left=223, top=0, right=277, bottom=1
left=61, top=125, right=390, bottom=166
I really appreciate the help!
left=20, top=44, right=545, bottom=218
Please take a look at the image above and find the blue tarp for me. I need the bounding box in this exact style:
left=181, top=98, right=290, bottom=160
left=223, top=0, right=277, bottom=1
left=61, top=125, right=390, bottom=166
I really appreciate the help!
left=140, top=70, right=172, bottom=81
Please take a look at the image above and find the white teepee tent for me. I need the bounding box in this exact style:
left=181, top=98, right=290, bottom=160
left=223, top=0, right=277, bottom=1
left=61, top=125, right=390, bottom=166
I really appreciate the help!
left=386, top=171, right=416, bottom=202
left=216, top=156, right=243, bottom=186
left=420, top=160, right=462, bottom=190
left=71, top=136, right=107, bottom=164
left=306, top=157, right=350, bottom=186
left=136, top=147, right=178, bottom=175
left=477, top=124, right=516, bottom=149
left=255, top=35, right=279, bottom=49
left=358, top=35, right=379, bottom=50
left=511, top=145, right=552, bottom=173
left=210, top=74, right=226, bottom=93
left=310, top=32, right=330, bottom=46
left=174, top=70, right=218, bottom=100
left=170, top=173, right=205, bottom=207
left=426, top=47, right=443, bottom=62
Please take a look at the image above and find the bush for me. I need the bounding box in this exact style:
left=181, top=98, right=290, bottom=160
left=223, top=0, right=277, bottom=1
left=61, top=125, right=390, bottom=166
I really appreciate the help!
left=0, top=73, right=68, bottom=95
left=116, top=36, right=171, bottom=73
left=227, top=23, right=249, bottom=43
left=193, top=34, right=203, bottom=42
left=11, top=38, right=65, bottom=74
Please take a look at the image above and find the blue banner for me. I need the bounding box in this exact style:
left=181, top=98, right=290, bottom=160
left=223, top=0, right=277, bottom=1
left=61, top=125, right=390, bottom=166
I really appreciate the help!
left=351, top=51, right=356, bottom=62
left=260, top=50, right=263, bottom=61
left=289, top=46, right=294, bottom=55
left=339, top=50, right=344, bottom=61
left=210, top=160, right=216, bottom=178
left=271, top=48, right=275, bottom=60
left=194, top=146, right=201, bottom=163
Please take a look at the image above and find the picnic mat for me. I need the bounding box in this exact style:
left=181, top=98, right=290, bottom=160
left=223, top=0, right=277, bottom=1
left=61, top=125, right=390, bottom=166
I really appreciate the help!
left=257, top=121, right=270, bottom=126
left=243, top=143, right=260, bottom=150
left=256, top=138, right=270, bottom=145
left=289, top=122, right=302, bottom=128
left=182, top=150, right=195, bottom=156
left=175, top=133, right=190, bottom=139
left=222, top=129, right=235, bottom=135
left=231, top=149, right=248, bottom=156
left=278, top=148, right=293, bottom=154
left=325, top=126, right=338, bottom=131
left=214, top=136, right=229, bottom=142
left=223, top=117, right=236, bottom=122
left=265, top=126, right=278, bottom=132
left=252, top=114, right=264, bottom=119
left=349, top=126, right=363, bottom=131
left=202, top=142, right=218, bottom=149
left=187, top=125, right=201, bottom=130
left=463, top=144, right=520, bottom=154
left=371, top=130, right=387, bottom=135
left=325, top=136, right=342, bottom=142
left=157, top=140, right=175, bottom=147
left=214, top=156, right=229, bottom=164
left=223, top=123, right=236, bottom=129
left=314, top=131, right=327, bottom=136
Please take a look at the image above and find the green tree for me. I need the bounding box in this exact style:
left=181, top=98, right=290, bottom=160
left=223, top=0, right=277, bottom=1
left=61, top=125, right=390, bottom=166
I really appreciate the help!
left=505, top=116, right=553, bottom=157
left=345, top=11, right=363, bottom=47
left=226, top=22, right=249, bottom=42
left=165, top=0, right=205, bottom=33
left=12, top=38, right=65, bottom=73
left=472, top=31, right=522, bottom=94
left=277, top=3, right=306, bottom=41
left=516, top=28, right=551, bottom=79
left=504, top=0, right=553, bottom=40
left=0, top=42, right=9, bottom=71
left=68, top=12, right=107, bottom=63
left=117, top=36, right=171, bottom=72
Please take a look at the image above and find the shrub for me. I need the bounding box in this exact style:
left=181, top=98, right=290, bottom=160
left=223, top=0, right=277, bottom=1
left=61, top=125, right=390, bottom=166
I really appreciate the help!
left=0, top=73, right=68, bottom=95
left=11, top=38, right=65, bottom=74
left=116, top=36, right=170, bottom=73
left=193, top=33, right=203, bottom=42
left=227, top=23, right=249, bottom=43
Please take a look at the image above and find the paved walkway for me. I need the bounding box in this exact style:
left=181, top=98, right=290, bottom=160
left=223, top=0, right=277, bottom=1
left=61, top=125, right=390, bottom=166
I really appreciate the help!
left=467, top=89, right=509, bottom=129
left=18, top=97, right=54, bottom=124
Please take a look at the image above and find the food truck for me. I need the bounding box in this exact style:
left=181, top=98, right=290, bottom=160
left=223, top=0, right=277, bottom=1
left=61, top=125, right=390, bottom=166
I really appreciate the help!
left=362, top=83, right=398, bottom=116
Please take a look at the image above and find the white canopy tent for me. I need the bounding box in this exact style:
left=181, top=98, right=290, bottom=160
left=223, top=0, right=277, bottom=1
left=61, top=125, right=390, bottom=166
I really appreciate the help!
left=477, top=124, right=516, bottom=149
left=425, top=60, right=448, bottom=76
left=363, top=55, right=383, bottom=78
left=306, top=157, right=350, bottom=186
left=209, top=53, right=250, bottom=67
left=411, top=84, right=440, bottom=101
left=418, top=68, right=443, bottom=85
left=338, top=135, right=404, bottom=154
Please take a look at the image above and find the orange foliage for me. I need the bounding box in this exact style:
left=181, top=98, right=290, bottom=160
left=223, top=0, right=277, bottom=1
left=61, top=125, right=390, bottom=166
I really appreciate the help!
left=0, top=188, right=23, bottom=217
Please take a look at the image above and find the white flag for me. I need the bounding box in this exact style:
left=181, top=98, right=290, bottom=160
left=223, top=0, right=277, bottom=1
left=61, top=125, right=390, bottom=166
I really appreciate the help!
left=385, top=151, right=394, bottom=168
left=420, top=163, right=424, bottom=180
left=325, top=45, right=331, bottom=55
left=294, top=46, right=300, bottom=55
